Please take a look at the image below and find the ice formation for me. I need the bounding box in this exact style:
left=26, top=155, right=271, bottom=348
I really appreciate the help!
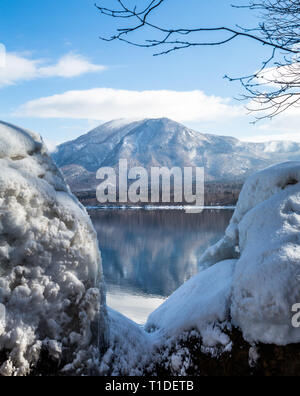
left=0, top=121, right=107, bottom=376
left=147, top=162, right=300, bottom=347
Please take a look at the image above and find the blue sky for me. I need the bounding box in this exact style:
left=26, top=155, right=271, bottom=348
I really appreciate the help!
left=0, top=0, right=298, bottom=148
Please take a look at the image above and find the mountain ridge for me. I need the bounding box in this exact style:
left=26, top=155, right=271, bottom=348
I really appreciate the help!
left=52, top=118, right=300, bottom=191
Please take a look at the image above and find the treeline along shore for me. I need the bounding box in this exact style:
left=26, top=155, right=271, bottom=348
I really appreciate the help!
left=74, top=181, right=243, bottom=208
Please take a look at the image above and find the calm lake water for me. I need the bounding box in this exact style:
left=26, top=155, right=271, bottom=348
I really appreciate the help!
left=89, top=208, right=234, bottom=324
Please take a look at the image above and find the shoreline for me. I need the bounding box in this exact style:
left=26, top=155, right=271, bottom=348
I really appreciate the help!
left=86, top=205, right=236, bottom=211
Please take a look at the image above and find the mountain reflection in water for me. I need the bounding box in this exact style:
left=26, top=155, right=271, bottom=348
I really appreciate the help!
left=89, top=208, right=233, bottom=324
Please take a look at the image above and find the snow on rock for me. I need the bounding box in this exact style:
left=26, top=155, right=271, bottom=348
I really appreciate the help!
left=201, top=162, right=300, bottom=345
left=146, top=260, right=236, bottom=348
left=100, top=308, right=153, bottom=376
left=231, top=162, right=300, bottom=345
left=0, top=121, right=107, bottom=376
left=199, top=161, right=300, bottom=269
left=147, top=162, right=300, bottom=349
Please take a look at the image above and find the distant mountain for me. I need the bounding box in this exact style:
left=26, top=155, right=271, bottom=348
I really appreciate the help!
left=52, top=118, right=300, bottom=191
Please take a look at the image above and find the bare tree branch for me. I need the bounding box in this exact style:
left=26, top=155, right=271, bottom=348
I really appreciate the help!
left=95, top=0, right=300, bottom=121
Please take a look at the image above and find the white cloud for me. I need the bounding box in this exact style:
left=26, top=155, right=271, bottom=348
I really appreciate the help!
left=242, top=132, right=300, bottom=143
left=43, top=138, right=60, bottom=153
left=15, top=88, right=242, bottom=123
left=258, top=105, right=300, bottom=132
left=38, top=54, right=106, bottom=78
left=256, top=61, right=300, bottom=88
left=241, top=105, right=300, bottom=142
left=0, top=52, right=106, bottom=87
left=0, top=53, right=39, bottom=87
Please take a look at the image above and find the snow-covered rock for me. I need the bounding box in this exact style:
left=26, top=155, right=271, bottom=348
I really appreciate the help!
left=146, top=260, right=235, bottom=347
left=204, top=162, right=300, bottom=345
left=147, top=161, right=300, bottom=348
left=0, top=121, right=107, bottom=376
left=231, top=162, right=300, bottom=344
left=100, top=308, right=153, bottom=376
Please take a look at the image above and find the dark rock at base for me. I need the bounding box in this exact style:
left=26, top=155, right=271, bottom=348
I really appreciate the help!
left=0, top=348, right=64, bottom=377
left=28, top=349, right=65, bottom=377
left=153, top=328, right=300, bottom=376
left=2, top=328, right=300, bottom=376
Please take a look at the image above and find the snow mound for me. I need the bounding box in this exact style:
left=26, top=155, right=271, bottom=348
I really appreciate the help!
left=147, top=162, right=300, bottom=347
left=100, top=308, right=153, bottom=376
left=146, top=260, right=236, bottom=347
left=231, top=162, right=300, bottom=344
left=200, top=161, right=300, bottom=268
left=0, top=121, right=107, bottom=376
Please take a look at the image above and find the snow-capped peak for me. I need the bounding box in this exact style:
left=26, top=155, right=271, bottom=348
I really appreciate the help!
left=52, top=118, right=300, bottom=184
